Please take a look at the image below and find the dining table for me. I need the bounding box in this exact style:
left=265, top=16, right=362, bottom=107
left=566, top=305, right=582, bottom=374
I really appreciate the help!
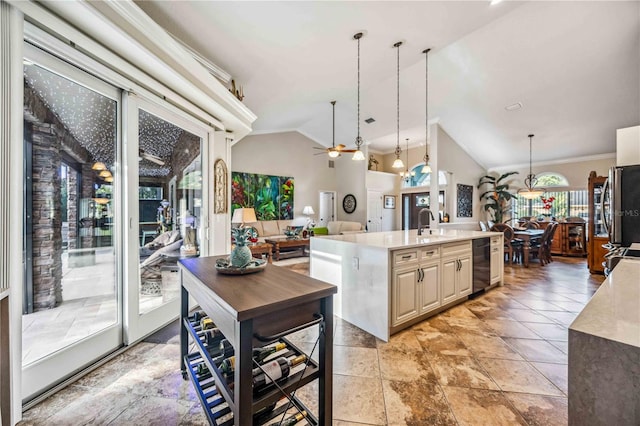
left=513, top=228, right=545, bottom=267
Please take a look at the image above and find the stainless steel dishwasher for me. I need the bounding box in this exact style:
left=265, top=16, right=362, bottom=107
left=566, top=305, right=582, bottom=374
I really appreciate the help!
left=472, top=237, right=491, bottom=294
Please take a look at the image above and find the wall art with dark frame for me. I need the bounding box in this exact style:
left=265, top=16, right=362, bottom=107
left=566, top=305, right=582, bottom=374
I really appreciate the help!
left=384, top=195, right=396, bottom=209
left=457, top=184, right=473, bottom=217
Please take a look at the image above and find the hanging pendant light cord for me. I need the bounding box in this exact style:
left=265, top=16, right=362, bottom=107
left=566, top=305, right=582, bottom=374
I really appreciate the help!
left=424, top=48, right=430, bottom=163
left=332, top=101, right=336, bottom=149
left=356, top=34, right=361, bottom=148
left=397, top=43, right=400, bottom=154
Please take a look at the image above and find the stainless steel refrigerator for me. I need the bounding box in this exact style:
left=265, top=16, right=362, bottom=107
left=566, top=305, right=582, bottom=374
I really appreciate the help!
left=602, top=164, right=640, bottom=247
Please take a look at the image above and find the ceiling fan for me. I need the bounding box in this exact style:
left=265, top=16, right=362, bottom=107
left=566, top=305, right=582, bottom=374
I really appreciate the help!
left=139, top=149, right=165, bottom=166
left=313, top=101, right=357, bottom=158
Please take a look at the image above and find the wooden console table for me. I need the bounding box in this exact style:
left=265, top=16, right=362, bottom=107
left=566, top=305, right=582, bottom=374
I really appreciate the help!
left=179, top=256, right=336, bottom=425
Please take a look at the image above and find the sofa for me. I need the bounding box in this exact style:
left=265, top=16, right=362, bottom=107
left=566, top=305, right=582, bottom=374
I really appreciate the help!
left=245, top=219, right=364, bottom=242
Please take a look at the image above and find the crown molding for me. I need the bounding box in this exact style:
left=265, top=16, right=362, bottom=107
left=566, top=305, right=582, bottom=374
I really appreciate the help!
left=488, top=152, right=616, bottom=172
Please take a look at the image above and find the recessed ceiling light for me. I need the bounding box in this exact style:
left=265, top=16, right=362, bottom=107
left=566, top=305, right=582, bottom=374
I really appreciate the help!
left=505, top=102, right=523, bottom=111
left=490, top=0, right=504, bottom=5
left=365, top=117, right=375, bottom=124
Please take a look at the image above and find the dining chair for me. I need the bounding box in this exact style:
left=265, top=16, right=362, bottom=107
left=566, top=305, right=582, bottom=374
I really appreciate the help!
left=490, top=223, right=519, bottom=265
left=543, top=222, right=559, bottom=263
left=527, top=222, right=555, bottom=266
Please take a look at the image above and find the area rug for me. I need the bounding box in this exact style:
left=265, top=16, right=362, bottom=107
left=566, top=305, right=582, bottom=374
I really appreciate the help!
left=273, top=257, right=309, bottom=276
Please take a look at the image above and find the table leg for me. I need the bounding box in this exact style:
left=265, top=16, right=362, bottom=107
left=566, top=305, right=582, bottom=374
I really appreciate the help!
left=275, top=243, right=280, bottom=261
left=523, top=240, right=531, bottom=268
left=266, top=248, right=272, bottom=264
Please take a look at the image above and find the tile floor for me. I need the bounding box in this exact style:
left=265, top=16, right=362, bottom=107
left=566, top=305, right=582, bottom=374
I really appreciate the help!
left=19, top=257, right=604, bottom=425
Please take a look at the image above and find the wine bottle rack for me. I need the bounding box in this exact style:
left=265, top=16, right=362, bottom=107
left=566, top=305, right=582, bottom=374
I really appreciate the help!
left=182, top=315, right=321, bottom=424
left=179, top=256, right=335, bottom=426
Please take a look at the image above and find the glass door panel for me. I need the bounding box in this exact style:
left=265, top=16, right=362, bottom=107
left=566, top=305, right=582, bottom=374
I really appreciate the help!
left=22, top=44, right=122, bottom=400
left=125, top=96, right=208, bottom=342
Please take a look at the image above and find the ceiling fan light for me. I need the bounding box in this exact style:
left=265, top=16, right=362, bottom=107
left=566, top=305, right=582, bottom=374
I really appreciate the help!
left=328, top=149, right=340, bottom=158
left=421, top=163, right=432, bottom=174
left=352, top=150, right=365, bottom=161
left=392, top=158, right=405, bottom=169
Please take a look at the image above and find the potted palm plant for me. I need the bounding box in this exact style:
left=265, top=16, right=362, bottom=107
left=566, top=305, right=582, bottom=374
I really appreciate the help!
left=477, top=172, right=519, bottom=223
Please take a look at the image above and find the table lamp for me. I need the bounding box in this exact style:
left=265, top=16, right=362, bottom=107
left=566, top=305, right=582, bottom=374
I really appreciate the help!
left=302, top=205, right=315, bottom=227
left=231, top=208, right=257, bottom=228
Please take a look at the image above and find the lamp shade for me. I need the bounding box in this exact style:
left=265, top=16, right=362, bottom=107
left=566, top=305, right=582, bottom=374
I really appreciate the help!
left=231, top=208, right=257, bottom=224
left=92, top=161, right=106, bottom=171
left=302, top=206, right=315, bottom=215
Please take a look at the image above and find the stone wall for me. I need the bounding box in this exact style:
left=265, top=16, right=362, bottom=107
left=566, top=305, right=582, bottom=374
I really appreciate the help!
left=67, top=168, right=78, bottom=250
left=29, top=122, right=63, bottom=309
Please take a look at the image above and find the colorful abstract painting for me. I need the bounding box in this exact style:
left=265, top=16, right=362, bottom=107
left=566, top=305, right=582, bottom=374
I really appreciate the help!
left=231, top=172, right=294, bottom=220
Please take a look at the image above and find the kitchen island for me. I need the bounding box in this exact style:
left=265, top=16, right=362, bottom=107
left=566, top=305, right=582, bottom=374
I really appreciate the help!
left=310, top=229, right=504, bottom=341
left=568, top=258, right=640, bottom=425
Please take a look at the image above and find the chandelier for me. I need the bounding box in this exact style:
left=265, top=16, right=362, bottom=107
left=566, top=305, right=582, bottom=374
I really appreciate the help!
left=400, top=138, right=415, bottom=183
left=421, top=48, right=432, bottom=174
left=391, top=41, right=405, bottom=169
left=352, top=32, right=365, bottom=161
left=517, top=134, right=546, bottom=199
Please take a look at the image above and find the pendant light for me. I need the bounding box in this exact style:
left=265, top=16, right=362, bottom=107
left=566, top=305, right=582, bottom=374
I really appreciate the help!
left=401, top=138, right=415, bottom=183
left=352, top=32, right=365, bottom=161
left=421, top=48, right=432, bottom=174
left=517, top=134, right=546, bottom=199
left=392, top=41, right=405, bottom=169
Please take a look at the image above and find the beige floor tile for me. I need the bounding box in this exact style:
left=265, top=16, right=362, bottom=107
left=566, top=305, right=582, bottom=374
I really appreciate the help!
left=503, top=338, right=568, bottom=364
left=545, top=300, right=585, bottom=312
left=483, top=319, right=542, bottom=339
left=45, top=387, right=145, bottom=424
left=110, top=395, right=193, bottom=424
left=441, top=386, right=527, bottom=426
left=333, top=346, right=380, bottom=378
left=411, top=316, right=455, bottom=334
left=377, top=328, right=422, bottom=351
left=505, top=392, right=568, bottom=426
left=428, top=354, right=499, bottom=390
left=456, top=333, right=524, bottom=361
left=548, top=340, right=568, bottom=354
left=443, top=316, right=497, bottom=336
left=531, top=362, right=568, bottom=395
left=479, top=359, right=564, bottom=396
left=539, top=311, right=578, bottom=326
left=334, top=321, right=377, bottom=348
left=382, top=377, right=457, bottom=425
left=514, top=299, right=566, bottom=311
left=506, top=309, right=557, bottom=323
left=521, top=322, right=568, bottom=341
left=332, top=374, right=386, bottom=425
left=378, top=339, right=435, bottom=382
left=414, top=330, right=472, bottom=356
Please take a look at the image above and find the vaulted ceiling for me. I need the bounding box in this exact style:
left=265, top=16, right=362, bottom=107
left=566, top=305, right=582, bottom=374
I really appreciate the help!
left=136, top=1, right=640, bottom=169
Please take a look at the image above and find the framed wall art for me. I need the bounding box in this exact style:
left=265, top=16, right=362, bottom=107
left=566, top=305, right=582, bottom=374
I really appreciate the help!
left=456, top=183, right=473, bottom=217
left=214, top=159, right=228, bottom=213
left=231, top=171, right=294, bottom=220
left=384, top=195, right=396, bottom=209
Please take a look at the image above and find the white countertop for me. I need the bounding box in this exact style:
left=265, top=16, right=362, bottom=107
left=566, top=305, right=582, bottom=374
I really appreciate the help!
left=570, top=259, right=640, bottom=348
left=316, top=229, right=502, bottom=250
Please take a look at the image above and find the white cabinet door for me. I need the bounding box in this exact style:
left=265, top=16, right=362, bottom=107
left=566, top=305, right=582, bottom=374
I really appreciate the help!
left=419, top=262, right=441, bottom=314
left=457, top=255, right=473, bottom=297
left=441, top=257, right=458, bottom=305
left=490, top=244, right=502, bottom=284
left=392, top=268, right=419, bottom=326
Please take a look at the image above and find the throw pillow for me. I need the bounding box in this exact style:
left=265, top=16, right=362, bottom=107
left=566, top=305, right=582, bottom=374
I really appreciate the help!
left=313, top=227, right=328, bottom=235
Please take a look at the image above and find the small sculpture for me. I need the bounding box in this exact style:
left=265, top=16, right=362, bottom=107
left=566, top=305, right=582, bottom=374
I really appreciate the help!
left=368, top=155, right=379, bottom=171
left=230, top=227, right=253, bottom=267
left=229, top=79, right=244, bottom=102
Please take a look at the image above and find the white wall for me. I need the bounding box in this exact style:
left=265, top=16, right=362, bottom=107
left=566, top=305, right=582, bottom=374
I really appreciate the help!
left=335, top=147, right=368, bottom=225
left=617, top=125, right=640, bottom=166
left=231, top=131, right=338, bottom=219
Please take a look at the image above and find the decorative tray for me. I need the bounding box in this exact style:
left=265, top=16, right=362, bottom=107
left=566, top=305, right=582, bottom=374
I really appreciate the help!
left=215, top=258, right=267, bottom=275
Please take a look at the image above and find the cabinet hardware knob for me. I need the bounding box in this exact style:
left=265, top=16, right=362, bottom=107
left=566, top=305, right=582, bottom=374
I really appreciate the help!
left=402, top=255, right=412, bottom=259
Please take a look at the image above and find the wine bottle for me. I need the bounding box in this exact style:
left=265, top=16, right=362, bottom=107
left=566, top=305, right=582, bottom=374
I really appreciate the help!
left=252, top=342, right=287, bottom=363
left=252, top=355, right=307, bottom=390
left=219, top=356, right=235, bottom=376
left=190, top=310, right=207, bottom=322
left=203, top=328, right=224, bottom=348
left=267, top=410, right=307, bottom=426
left=200, top=317, right=215, bottom=330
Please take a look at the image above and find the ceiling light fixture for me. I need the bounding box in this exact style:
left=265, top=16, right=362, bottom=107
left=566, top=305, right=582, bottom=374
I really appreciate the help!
left=505, top=102, right=523, bottom=111
left=392, top=41, right=405, bottom=169
left=490, top=0, right=504, bottom=5
left=421, top=48, right=432, bottom=174
left=92, top=161, right=107, bottom=171
left=401, top=138, right=415, bottom=183
left=99, top=170, right=112, bottom=178
left=517, top=134, right=546, bottom=199
left=352, top=32, right=365, bottom=161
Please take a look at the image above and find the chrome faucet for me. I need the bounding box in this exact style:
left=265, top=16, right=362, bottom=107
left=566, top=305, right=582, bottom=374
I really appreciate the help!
left=417, top=208, right=435, bottom=235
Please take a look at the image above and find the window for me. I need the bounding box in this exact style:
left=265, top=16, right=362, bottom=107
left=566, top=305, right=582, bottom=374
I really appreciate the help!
left=512, top=190, right=588, bottom=220
left=401, top=166, right=448, bottom=188
left=139, top=186, right=163, bottom=199
left=535, top=172, right=569, bottom=187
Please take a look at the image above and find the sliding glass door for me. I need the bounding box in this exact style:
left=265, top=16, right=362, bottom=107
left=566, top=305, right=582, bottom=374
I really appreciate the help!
left=124, top=96, right=207, bottom=342
left=22, top=43, right=122, bottom=400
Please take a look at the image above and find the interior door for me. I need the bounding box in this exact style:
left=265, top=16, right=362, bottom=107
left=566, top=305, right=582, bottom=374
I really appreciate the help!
left=124, top=95, right=209, bottom=343
left=21, top=43, right=122, bottom=400
left=318, top=191, right=335, bottom=228
left=367, top=191, right=383, bottom=232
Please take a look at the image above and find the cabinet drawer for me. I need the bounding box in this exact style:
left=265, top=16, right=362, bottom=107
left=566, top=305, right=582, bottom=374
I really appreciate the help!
left=490, top=236, right=502, bottom=246
left=441, top=241, right=471, bottom=257
left=393, top=249, right=418, bottom=266
left=420, top=246, right=440, bottom=261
